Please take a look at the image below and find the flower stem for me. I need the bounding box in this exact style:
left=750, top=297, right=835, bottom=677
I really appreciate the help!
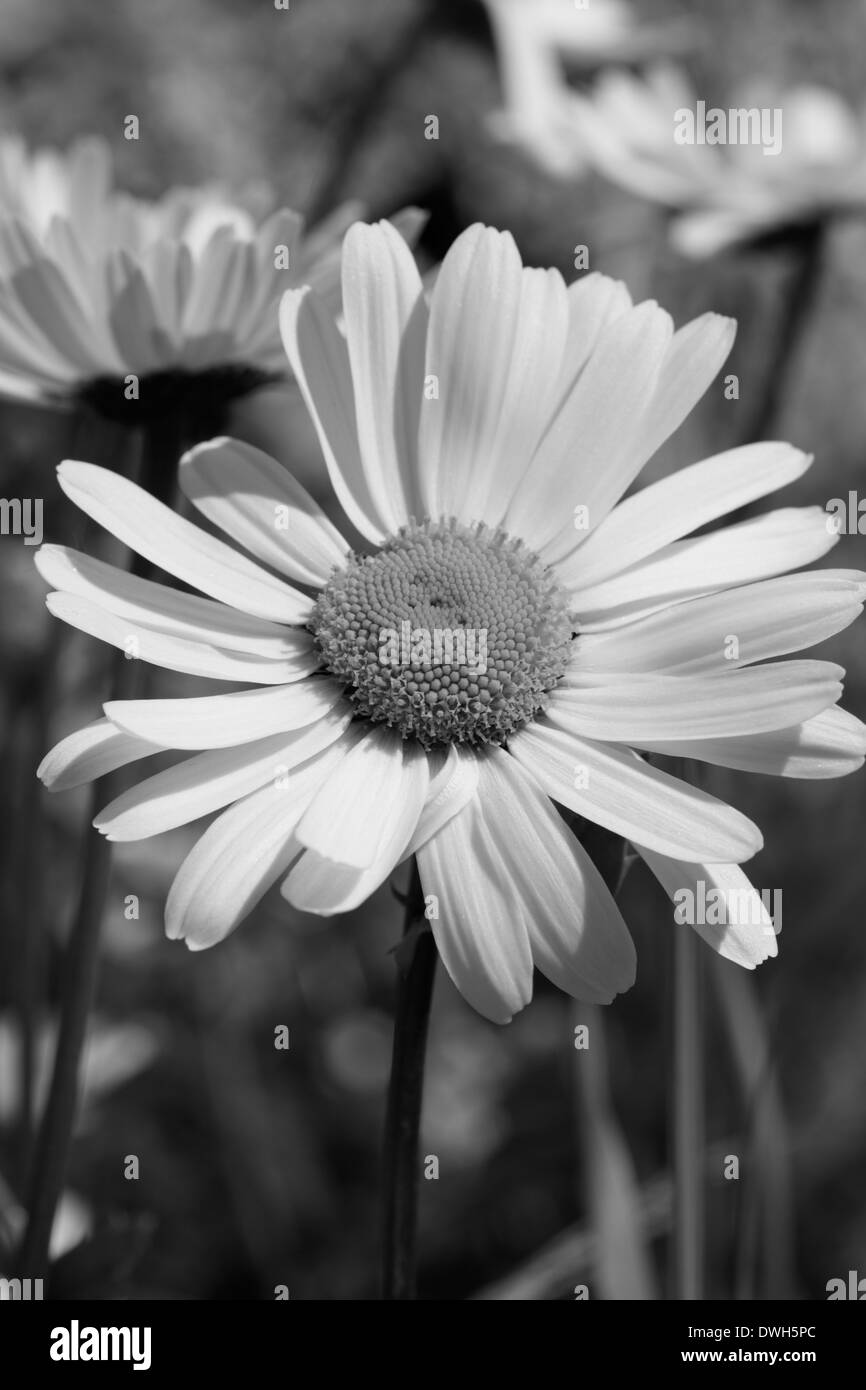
left=673, top=920, right=703, bottom=1300
left=381, top=859, right=436, bottom=1300
left=16, top=411, right=188, bottom=1281
left=738, top=219, right=826, bottom=446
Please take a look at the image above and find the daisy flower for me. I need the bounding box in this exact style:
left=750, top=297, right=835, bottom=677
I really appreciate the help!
left=0, top=132, right=419, bottom=421
left=37, top=222, right=866, bottom=1022
left=483, top=1, right=691, bottom=177
left=536, top=66, right=866, bottom=256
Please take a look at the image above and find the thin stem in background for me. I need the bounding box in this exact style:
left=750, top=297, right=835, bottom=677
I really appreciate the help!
left=673, top=921, right=703, bottom=1301
left=737, top=219, right=827, bottom=448
left=710, top=958, right=794, bottom=1300
left=381, top=859, right=437, bottom=1300
left=304, top=4, right=436, bottom=226
left=16, top=411, right=188, bottom=1281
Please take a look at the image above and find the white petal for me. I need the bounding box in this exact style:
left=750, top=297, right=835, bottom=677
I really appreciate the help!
left=105, top=679, right=346, bottom=750
left=570, top=508, right=838, bottom=630
left=294, top=725, right=413, bottom=869
left=46, top=591, right=316, bottom=684
left=449, top=262, right=569, bottom=524
left=416, top=772, right=534, bottom=1024
left=548, top=661, right=844, bottom=742
left=570, top=569, right=866, bottom=673
left=179, top=437, right=349, bottom=588
left=637, top=313, right=737, bottom=480
left=165, top=736, right=353, bottom=950
left=556, top=442, right=811, bottom=590
left=479, top=749, right=636, bottom=1002
left=282, top=741, right=429, bottom=913
left=417, top=224, right=568, bottom=523
left=636, top=848, right=778, bottom=968
left=57, top=461, right=314, bottom=624
left=11, top=258, right=121, bottom=374
left=542, top=312, right=737, bottom=566
left=35, top=544, right=308, bottom=659
left=401, top=744, right=480, bottom=858
left=554, top=273, right=632, bottom=404
left=341, top=220, right=427, bottom=528
left=38, top=717, right=163, bottom=791
left=94, top=707, right=354, bottom=841
left=279, top=285, right=388, bottom=544
left=510, top=718, right=762, bottom=862
left=505, top=299, right=673, bottom=553
left=637, top=705, right=866, bottom=779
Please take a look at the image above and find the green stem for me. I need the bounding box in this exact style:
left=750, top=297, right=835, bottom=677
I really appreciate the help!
left=381, top=860, right=437, bottom=1300
left=16, top=411, right=188, bottom=1281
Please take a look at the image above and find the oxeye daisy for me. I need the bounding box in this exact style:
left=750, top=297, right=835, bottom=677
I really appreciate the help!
left=0, top=132, right=419, bottom=431
left=482, top=0, right=690, bottom=177
left=527, top=66, right=866, bottom=256
left=37, top=221, right=866, bottom=1023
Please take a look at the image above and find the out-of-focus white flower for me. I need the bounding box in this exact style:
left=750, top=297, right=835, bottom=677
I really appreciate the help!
left=0, top=134, right=421, bottom=414
left=483, top=0, right=691, bottom=176
left=561, top=67, right=866, bottom=255
left=37, top=224, right=866, bottom=1021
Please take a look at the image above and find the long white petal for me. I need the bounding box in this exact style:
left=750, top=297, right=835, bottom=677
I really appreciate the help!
left=35, top=544, right=305, bottom=658
left=294, top=725, right=414, bottom=869
left=548, top=661, right=844, bottom=742
left=510, top=718, right=762, bottom=862
left=341, top=220, right=427, bottom=528
left=38, top=717, right=163, bottom=791
left=636, top=848, right=778, bottom=968
left=569, top=570, right=866, bottom=673
left=165, top=737, right=353, bottom=949
left=57, top=461, right=313, bottom=624
left=417, top=224, right=568, bottom=523
left=105, top=679, right=346, bottom=749
left=279, top=285, right=388, bottom=544
left=542, top=312, right=737, bottom=566
left=282, top=741, right=429, bottom=914
left=417, top=773, right=534, bottom=1023
left=46, top=592, right=316, bottom=684
left=482, top=749, right=636, bottom=1002
left=556, top=442, right=811, bottom=590
left=505, top=298, right=672, bottom=552
left=94, top=707, right=354, bottom=841
left=179, top=437, right=349, bottom=588
left=637, top=705, right=866, bottom=779
left=401, top=744, right=480, bottom=858
left=570, top=508, right=837, bottom=630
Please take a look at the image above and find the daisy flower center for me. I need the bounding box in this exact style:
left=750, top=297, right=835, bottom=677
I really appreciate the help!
left=311, top=519, right=575, bottom=748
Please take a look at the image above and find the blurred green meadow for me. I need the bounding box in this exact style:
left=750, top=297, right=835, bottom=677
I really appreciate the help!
left=1, top=0, right=865, bottom=1299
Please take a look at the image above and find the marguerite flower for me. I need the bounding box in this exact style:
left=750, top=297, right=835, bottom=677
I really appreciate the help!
left=483, top=1, right=691, bottom=177
left=536, top=66, right=866, bottom=256
left=0, top=133, right=419, bottom=421
left=37, top=222, right=866, bottom=1022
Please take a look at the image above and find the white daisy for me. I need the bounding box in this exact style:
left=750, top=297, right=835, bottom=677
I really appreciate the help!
left=0, top=132, right=420, bottom=418
left=525, top=66, right=866, bottom=255
left=483, top=2, right=691, bottom=177
left=37, top=222, right=866, bottom=1022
